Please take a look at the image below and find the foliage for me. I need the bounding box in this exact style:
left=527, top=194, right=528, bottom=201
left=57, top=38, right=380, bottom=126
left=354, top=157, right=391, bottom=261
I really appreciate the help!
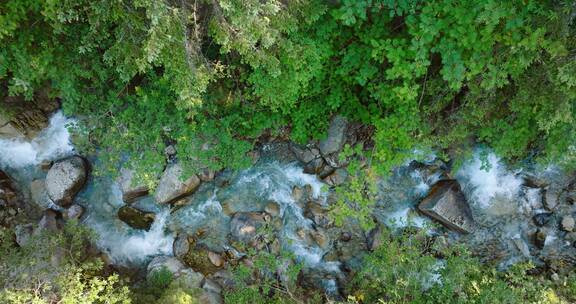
left=0, top=221, right=131, bottom=304
left=347, top=226, right=575, bottom=304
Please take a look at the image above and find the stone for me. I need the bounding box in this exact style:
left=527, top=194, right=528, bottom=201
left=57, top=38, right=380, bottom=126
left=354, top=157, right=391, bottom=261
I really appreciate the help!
left=311, top=229, right=330, bottom=249
left=291, top=186, right=304, bottom=202
left=305, top=202, right=333, bottom=228
left=15, top=223, right=34, bottom=247
left=117, top=205, right=155, bottom=231
left=46, top=156, right=88, bottom=207
left=147, top=256, right=186, bottom=280
left=164, top=145, right=177, bottom=157
left=303, top=157, right=326, bottom=175
left=323, top=168, right=348, bottom=186
left=561, top=215, right=575, bottom=232
left=208, top=251, right=224, bottom=267
left=37, top=209, right=61, bottom=232
left=202, top=278, right=223, bottom=295
left=154, top=163, right=201, bottom=204
left=173, top=269, right=205, bottom=290
left=290, top=144, right=321, bottom=164
left=117, top=168, right=149, bottom=203
left=64, top=204, right=84, bottom=221
left=512, top=237, right=531, bottom=258
left=173, top=233, right=191, bottom=258
left=533, top=212, right=553, bottom=227
left=417, top=180, right=476, bottom=234
left=264, top=201, right=281, bottom=217
left=199, top=169, right=216, bottom=182
left=319, top=115, right=348, bottom=155
left=367, top=225, right=384, bottom=251
left=543, top=188, right=560, bottom=211
left=534, top=229, right=547, bottom=249
left=230, top=212, right=267, bottom=243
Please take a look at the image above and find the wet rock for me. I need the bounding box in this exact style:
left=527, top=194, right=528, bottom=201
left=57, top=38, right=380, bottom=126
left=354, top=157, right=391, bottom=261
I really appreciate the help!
left=117, top=205, right=155, bottom=231
left=533, top=212, right=553, bottom=227
left=319, top=115, right=348, bottom=155
left=323, top=168, right=348, bottom=186
left=230, top=212, right=268, bottom=243
left=512, top=237, right=531, bottom=258
left=117, top=168, right=149, bottom=203
left=208, top=251, right=224, bottom=267
left=46, top=156, right=88, bottom=207
left=561, top=215, right=575, bottom=232
left=305, top=202, right=333, bottom=228
left=303, top=157, right=326, bottom=175
left=15, top=223, right=34, bottom=247
left=543, top=188, right=560, bottom=211
left=173, top=233, right=191, bottom=258
left=181, top=246, right=222, bottom=275
left=534, top=229, right=548, bottom=249
left=318, top=164, right=336, bottom=179
left=64, top=204, right=84, bottom=221
left=521, top=173, right=549, bottom=189
left=311, top=229, right=330, bottom=249
left=291, top=186, right=304, bottom=202
left=417, top=180, right=476, bottom=234
left=264, top=201, right=280, bottom=217
left=154, top=163, right=201, bottom=204
left=290, top=144, right=320, bottom=164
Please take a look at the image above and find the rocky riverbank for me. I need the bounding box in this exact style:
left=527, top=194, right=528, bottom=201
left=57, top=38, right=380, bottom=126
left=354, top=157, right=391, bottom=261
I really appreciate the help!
left=1, top=107, right=576, bottom=302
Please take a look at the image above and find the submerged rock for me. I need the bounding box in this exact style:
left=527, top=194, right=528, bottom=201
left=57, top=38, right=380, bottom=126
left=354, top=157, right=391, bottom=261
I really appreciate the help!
left=533, top=212, right=553, bottom=227
left=230, top=212, right=268, bottom=243
left=46, top=156, right=88, bottom=207
left=154, top=163, right=201, bottom=204
left=319, top=115, right=348, bottom=155
left=117, top=168, right=149, bottom=203
left=417, top=180, right=476, bottom=234
left=117, top=205, right=155, bottom=230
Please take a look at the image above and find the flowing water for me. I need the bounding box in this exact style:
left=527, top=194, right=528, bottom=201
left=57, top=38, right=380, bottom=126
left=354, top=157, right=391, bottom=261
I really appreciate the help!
left=1, top=111, right=573, bottom=293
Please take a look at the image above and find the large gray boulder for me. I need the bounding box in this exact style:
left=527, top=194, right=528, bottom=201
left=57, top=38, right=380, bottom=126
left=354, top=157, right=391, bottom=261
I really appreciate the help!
left=319, top=115, right=348, bottom=155
left=154, top=163, right=201, bottom=204
left=46, top=156, right=88, bottom=207
left=417, top=180, right=476, bottom=234
left=117, top=167, right=149, bottom=203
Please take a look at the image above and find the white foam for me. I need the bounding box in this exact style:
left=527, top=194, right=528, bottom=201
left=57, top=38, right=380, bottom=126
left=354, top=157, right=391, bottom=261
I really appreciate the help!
left=456, top=152, right=523, bottom=208
left=0, top=111, right=75, bottom=168
left=92, top=209, right=174, bottom=265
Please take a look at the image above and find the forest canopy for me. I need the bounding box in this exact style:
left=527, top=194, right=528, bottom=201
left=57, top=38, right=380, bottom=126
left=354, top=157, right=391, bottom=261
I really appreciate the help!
left=1, top=0, right=575, bottom=180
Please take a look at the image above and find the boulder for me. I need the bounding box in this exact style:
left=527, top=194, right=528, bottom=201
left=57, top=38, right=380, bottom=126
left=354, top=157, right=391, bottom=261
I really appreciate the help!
left=117, top=168, right=149, bottom=203
left=417, top=180, right=476, bottom=234
left=117, top=206, right=155, bottom=230
left=543, top=187, right=560, bottom=211
left=319, top=115, right=348, bottom=155
left=154, top=163, right=201, bottom=204
left=561, top=216, right=575, bottom=232
left=64, top=204, right=84, bottom=221
left=323, top=168, right=348, bottom=186
left=14, top=223, right=34, bottom=247
left=230, top=212, right=268, bottom=243
left=264, top=201, right=281, bottom=217
left=290, top=144, right=321, bottom=164
left=46, top=156, right=88, bottom=207
left=173, top=233, right=191, bottom=258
